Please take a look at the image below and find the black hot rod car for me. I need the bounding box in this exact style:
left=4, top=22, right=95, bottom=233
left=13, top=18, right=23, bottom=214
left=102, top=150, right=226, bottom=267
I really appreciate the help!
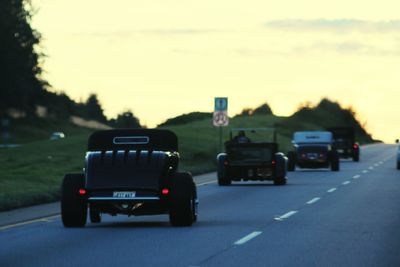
left=327, top=127, right=360, bottom=162
left=61, top=129, right=198, bottom=227
left=216, top=128, right=287, bottom=186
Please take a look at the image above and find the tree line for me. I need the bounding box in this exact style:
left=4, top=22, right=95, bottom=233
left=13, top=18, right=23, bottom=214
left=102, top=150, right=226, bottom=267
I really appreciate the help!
left=0, top=0, right=141, bottom=128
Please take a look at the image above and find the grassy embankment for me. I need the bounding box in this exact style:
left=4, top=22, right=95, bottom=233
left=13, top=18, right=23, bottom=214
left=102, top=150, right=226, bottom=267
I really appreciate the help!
left=0, top=104, right=374, bottom=211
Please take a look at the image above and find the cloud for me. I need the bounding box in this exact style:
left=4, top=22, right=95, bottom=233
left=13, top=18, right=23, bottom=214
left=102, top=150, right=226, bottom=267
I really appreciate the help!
left=265, top=19, right=400, bottom=33
left=73, top=28, right=230, bottom=38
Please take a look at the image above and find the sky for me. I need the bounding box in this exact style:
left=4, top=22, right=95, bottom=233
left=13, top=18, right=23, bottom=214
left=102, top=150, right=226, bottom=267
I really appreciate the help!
left=31, top=0, right=400, bottom=142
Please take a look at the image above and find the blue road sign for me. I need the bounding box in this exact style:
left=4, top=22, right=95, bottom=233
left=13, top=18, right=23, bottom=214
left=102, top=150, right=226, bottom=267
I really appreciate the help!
left=215, top=97, right=228, bottom=112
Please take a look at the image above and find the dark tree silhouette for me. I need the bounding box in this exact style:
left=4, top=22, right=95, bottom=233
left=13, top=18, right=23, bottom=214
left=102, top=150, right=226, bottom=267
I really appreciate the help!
left=0, top=0, right=44, bottom=116
left=85, top=94, right=107, bottom=122
left=110, top=110, right=141, bottom=128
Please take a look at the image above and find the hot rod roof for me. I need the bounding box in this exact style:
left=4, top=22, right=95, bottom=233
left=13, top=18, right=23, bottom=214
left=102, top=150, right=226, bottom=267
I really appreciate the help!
left=88, top=129, right=178, bottom=152
left=293, top=131, right=333, bottom=144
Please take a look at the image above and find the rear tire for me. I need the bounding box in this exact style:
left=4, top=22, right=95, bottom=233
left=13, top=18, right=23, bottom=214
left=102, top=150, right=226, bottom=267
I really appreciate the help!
left=217, top=155, right=231, bottom=186
left=89, top=206, right=101, bottom=223
left=353, top=153, right=360, bottom=162
left=169, top=172, right=196, bottom=227
left=273, top=177, right=287, bottom=185
left=287, top=151, right=296, bottom=172
left=331, top=151, right=340, bottom=172
left=61, top=173, right=87, bottom=227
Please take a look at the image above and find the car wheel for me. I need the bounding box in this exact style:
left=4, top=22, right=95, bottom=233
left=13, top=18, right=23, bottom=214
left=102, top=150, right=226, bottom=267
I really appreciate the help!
left=331, top=152, right=340, bottom=172
left=217, top=155, right=231, bottom=186
left=353, top=153, right=360, bottom=162
left=273, top=177, right=287, bottom=185
left=287, top=151, right=296, bottom=172
left=89, top=207, right=101, bottom=223
left=61, top=173, right=87, bottom=227
left=169, top=172, right=196, bottom=227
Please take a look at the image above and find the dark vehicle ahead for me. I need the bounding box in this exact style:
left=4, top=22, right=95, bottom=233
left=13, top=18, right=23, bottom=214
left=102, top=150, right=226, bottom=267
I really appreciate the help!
left=288, top=131, right=339, bottom=172
left=217, top=128, right=287, bottom=186
left=61, top=129, right=198, bottom=227
left=327, top=127, right=360, bottom=162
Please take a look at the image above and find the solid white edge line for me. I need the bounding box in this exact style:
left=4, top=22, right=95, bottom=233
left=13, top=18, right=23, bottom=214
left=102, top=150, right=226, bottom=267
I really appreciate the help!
left=353, top=175, right=361, bottom=179
left=327, top=188, right=337, bottom=193
left=234, top=231, right=262, bottom=245
left=306, top=197, right=321, bottom=205
left=275, top=211, right=298, bottom=221
left=342, top=181, right=351, bottom=185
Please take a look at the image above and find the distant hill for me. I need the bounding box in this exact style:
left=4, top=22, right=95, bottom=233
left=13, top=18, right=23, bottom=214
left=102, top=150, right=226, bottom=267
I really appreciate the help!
left=158, top=112, right=212, bottom=127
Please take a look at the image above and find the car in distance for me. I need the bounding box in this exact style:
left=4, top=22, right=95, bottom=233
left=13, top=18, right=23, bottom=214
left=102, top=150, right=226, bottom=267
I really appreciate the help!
left=50, top=132, right=65, bottom=140
left=61, top=129, right=198, bottom=227
left=217, top=128, right=287, bottom=186
left=287, top=131, right=339, bottom=172
left=327, top=127, right=360, bottom=161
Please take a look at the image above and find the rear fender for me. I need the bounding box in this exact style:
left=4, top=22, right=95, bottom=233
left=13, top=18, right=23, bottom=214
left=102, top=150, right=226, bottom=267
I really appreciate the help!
left=275, top=153, right=287, bottom=178
left=217, top=153, right=227, bottom=179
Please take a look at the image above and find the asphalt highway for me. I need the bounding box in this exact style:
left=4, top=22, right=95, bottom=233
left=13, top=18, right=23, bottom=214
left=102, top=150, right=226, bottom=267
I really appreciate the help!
left=1, top=144, right=399, bottom=267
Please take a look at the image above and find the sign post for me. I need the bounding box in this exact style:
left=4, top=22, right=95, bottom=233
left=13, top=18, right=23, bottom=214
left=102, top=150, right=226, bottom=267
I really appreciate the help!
left=213, top=97, right=229, bottom=152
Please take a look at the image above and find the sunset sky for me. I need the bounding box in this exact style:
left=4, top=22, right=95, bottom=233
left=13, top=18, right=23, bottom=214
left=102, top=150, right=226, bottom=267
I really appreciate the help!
left=31, top=0, right=400, bottom=142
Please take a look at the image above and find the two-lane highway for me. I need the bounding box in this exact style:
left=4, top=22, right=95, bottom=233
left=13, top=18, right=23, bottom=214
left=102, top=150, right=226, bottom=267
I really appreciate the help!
left=1, top=144, right=399, bottom=267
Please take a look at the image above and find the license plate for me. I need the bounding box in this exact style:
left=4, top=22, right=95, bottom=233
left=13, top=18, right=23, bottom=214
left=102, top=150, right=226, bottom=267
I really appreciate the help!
left=113, top=191, right=136, bottom=198
left=307, top=153, right=317, bottom=160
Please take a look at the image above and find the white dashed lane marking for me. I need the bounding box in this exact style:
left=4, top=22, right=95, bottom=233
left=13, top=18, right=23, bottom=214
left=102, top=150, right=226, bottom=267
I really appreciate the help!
left=275, top=211, right=298, bottom=221
left=234, top=231, right=262, bottom=245
left=342, top=181, right=351, bottom=185
left=362, top=170, right=368, bottom=174
left=306, top=198, right=321, bottom=205
left=353, top=175, right=361, bottom=179
left=327, top=188, right=337, bottom=193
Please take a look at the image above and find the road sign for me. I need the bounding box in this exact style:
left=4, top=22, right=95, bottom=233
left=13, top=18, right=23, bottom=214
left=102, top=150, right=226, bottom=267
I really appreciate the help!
left=215, top=97, right=228, bottom=112
left=213, top=111, right=229, bottom=127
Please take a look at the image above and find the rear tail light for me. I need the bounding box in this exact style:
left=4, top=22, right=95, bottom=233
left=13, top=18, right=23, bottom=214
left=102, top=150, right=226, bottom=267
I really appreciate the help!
left=162, top=189, right=169, bottom=195
left=79, top=189, right=87, bottom=195
left=353, top=144, right=359, bottom=149
left=272, top=160, right=276, bottom=165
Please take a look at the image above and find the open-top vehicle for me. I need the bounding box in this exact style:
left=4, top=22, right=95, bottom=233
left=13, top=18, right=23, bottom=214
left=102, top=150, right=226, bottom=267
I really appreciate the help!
left=327, top=127, right=360, bottom=162
left=288, top=131, right=339, bottom=172
left=217, top=128, right=287, bottom=186
left=61, top=129, right=198, bottom=227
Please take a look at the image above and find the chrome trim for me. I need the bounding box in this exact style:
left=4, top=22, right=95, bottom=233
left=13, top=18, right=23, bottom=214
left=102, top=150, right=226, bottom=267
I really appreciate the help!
left=112, top=136, right=149, bottom=145
left=88, top=197, right=160, bottom=201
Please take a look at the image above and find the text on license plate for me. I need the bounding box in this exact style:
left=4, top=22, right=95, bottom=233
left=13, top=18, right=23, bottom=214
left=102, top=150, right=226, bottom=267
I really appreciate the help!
left=113, top=191, right=136, bottom=198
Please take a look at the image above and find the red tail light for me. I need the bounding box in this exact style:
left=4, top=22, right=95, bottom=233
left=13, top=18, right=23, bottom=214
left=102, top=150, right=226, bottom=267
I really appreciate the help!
left=353, top=144, right=359, bottom=149
left=272, top=160, right=276, bottom=165
left=162, top=189, right=169, bottom=195
left=79, top=189, right=86, bottom=195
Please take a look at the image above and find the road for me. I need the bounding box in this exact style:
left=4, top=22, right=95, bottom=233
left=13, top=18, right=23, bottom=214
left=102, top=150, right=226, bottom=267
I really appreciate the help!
left=1, top=144, right=399, bottom=267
